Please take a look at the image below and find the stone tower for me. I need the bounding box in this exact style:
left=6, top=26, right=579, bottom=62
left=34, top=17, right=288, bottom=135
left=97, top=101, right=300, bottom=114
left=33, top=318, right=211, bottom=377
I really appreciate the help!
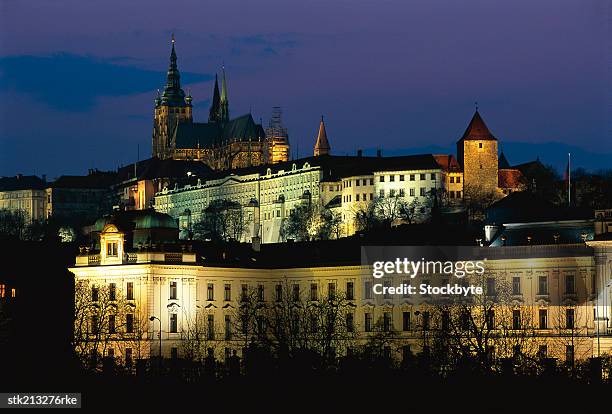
left=152, top=35, right=192, bottom=159
left=313, top=116, right=331, bottom=156
left=265, top=107, right=290, bottom=163
left=456, top=110, right=498, bottom=193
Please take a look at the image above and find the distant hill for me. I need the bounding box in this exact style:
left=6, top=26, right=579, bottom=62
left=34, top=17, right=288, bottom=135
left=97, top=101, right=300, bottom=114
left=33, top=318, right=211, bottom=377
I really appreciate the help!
left=363, top=141, right=611, bottom=174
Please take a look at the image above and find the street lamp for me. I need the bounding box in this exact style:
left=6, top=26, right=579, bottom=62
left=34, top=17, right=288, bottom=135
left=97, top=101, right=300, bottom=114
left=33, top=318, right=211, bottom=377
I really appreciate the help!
left=150, top=316, right=162, bottom=369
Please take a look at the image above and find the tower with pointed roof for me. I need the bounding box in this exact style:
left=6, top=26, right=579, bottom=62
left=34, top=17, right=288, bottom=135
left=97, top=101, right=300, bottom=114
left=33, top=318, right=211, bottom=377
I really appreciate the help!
left=456, top=110, right=499, bottom=193
left=208, top=74, right=221, bottom=123
left=219, top=67, right=230, bottom=123
left=152, top=35, right=193, bottom=159
left=313, top=116, right=331, bottom=156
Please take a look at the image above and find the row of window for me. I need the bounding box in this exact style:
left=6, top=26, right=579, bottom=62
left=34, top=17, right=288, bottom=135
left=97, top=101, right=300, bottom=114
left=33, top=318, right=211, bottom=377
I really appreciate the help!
left=344, top=193, right=374, bottom=202
left=91, top=282, right=134, bottom=302
left=361, top=308, right=578, bottom=333
left=92, top=274, right=581, bottom=304
left=487, top=275, right=578, bottom=296
left=379, top=188, right=432, bottom=198
left=205, top=281, right=356, bottom=302
left=379, top=173, right=437, bottom=183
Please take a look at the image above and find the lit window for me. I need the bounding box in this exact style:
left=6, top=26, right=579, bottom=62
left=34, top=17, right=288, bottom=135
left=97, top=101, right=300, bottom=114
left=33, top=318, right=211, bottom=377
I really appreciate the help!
left=107, top=242, right=118, bottom=257
left=539, top=309, right=547, bottom=329
left=364, top=281, right=373, bottom=300
left=403, top=312, right=411, bottom=330
left=310, top=283, right=318, bottom=301
left=126, top=313, right=134, bottom=333
left=170, top=313, right=178, bottom=333
left=365, top=313, right=372, bottom=332
left=346, top=281, right=354, bottom=300
left=328, top=282, right=336, bottom=300
left=383, top=312, right=392, bottom=331
left=170, top=281, right=178, bottom=300
left=207, top=314, right=215, bottom=339
left=346, top=313, right=354, bottom=332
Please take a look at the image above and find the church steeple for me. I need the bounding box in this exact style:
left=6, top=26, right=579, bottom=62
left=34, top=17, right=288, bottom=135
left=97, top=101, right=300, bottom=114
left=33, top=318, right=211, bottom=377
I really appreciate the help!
left=313, top=116, right=331, bottom=156
left=160, top=34, right=188, bottom=107
left=209, top=74, right=221, bottom=122
left=219, top=66, right=229, bottom=123
left=153, top=35, right=192, bottom=160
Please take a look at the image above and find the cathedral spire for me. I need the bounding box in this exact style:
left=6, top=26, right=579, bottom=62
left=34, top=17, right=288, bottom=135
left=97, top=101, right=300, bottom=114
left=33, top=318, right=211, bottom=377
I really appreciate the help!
left=209, top=74, right=221, bottom=122
left=313, top=116, right=331, bottom=156
left=160, top=34, right=187, bottom=106
left=219, top=65, right=229, bottom=123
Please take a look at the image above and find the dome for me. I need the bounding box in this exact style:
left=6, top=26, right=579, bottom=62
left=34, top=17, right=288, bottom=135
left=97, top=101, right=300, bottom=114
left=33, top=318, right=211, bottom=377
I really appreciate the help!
left=93, top=216, right=114, bottom=232
left=134, top=212, right=178, bottom=230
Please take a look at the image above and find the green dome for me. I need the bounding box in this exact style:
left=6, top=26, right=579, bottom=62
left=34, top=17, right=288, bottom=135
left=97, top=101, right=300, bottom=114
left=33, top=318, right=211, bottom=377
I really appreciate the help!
left=93, top=216, right=113, bottom=232
left=134, top=212, right=178, bottom=230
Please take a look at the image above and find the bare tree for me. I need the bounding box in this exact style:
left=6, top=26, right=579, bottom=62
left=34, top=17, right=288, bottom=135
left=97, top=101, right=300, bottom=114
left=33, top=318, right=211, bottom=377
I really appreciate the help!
left=462, top=184, right=502, bottom=222
left=423, top=271, right=540, bottom=375
left=179, top=307, right=220, bottom=362
left=0, top=209, right=27, bottom=239
left=232, top=279, right=357, bottom=366
left=192, top=199, right=248, bottom=242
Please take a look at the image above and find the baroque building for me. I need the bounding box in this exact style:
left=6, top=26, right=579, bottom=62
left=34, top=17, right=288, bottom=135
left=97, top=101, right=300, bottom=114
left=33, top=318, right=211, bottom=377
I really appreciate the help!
left=151, top=37, right=283, bottom=170
left=70, top=211, right=612, bottom=365
left=153, top=153, right=450, bottom=243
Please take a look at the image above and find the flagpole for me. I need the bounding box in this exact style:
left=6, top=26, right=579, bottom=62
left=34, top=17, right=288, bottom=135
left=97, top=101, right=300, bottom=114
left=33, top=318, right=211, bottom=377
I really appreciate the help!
left=568, top=152, right=571, bottom=207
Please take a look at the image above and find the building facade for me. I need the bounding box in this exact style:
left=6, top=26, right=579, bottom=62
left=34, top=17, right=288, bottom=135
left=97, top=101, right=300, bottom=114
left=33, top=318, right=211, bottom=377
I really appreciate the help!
left=154, top=154, right=453, bottom=243
left=70, top=213, right=612, bottom=366
left=0, top=175, right=46, bottom=223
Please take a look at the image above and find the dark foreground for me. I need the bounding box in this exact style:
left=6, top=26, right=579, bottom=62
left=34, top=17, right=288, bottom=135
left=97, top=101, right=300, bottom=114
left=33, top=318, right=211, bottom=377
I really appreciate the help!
left=2, top=362, right=610, bottom=413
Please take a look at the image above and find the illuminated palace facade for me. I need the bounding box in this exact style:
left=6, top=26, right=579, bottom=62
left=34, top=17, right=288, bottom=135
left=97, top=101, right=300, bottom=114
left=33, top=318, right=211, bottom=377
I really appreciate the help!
left=70, top=212, right=612, bottom=365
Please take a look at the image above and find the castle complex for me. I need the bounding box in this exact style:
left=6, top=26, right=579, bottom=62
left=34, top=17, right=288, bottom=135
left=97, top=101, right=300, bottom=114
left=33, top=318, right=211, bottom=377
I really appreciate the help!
left=153, top=107, right=526, bottom=243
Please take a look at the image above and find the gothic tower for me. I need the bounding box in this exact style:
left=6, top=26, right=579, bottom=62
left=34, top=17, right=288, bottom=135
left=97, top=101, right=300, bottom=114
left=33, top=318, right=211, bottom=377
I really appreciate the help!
left=208, top=74, right=221, bottom=123
left=152, top=35, right=192, bottom=159
left=219, top=66, right=230, bottom=123
left=456, top=110, right=498, bottom=193
left=313, top=116, right=331, bottom=156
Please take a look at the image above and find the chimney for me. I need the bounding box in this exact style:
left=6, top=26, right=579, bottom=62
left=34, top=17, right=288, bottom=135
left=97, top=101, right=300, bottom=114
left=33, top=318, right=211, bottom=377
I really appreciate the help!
left=42, top=174, right=47, bottom=182
left=357, top=149, right=363, bottom=157
left=376, top=149, right=382, bottom=158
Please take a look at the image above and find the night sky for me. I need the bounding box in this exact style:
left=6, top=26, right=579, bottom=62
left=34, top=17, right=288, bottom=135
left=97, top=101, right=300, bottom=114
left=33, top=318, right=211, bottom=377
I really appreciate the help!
left=0, top=0, right=610, bottom=178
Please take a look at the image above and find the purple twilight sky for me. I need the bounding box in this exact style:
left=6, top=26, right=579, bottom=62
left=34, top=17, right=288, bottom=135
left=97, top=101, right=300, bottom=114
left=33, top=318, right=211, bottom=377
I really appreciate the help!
left=0, top=0, right=610, bottom=178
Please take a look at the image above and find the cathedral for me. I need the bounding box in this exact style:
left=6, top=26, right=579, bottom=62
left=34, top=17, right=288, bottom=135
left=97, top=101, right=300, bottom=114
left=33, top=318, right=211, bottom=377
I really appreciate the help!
left=152, top=37, right=289, bottom=170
